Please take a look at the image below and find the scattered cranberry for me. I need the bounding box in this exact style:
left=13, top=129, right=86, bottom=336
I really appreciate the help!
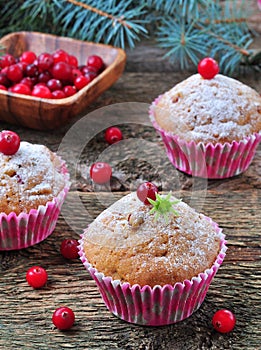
left=60, top=239, right=79, bottom=259
left=90, top=162, right=112, bottom=184
left=105, top=127, right=123, bottom=144
left=0, top=84, right=7, bottom=91
left=52, top=306, right=75, bottom=330
left=198, top=57, right=219, bottom=79
left=137, top=182, right=159, bottom=205
left=212, top=309, right=236, bottom=333
left=26, top=266, right=48, bottom=289
left=0, top=130, right=20, bottom=155
left=87, top=55, right=104, bottom=72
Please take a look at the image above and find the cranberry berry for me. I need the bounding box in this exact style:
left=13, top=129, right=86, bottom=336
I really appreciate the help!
left=105, top=127, right=123, bottom=144
left=60, top=239, right=79, bottom=259
left=87, top=55, right=104, bottom=72
left=52, top=306, right=75, bottom=330
left=212, top=309, right=236, bottom=333
left=137, top=182, right=159, bottom=205
left=198, top=57, right=219, bottom=79
left=90, top=162, right=112, bottom=184
left=0, top=130, right=20, bottom=155
left=26, top=266, right=48, bottom=289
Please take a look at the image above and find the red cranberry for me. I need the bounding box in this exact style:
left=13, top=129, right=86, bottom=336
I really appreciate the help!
left=198, top=57, right=219, bottom=79
left=52, top=49, right=70, bottom=64
left=0, top=54, right=16, bottom=68
left=32, top=85, right=52, bottom=98
left=0, top=130, right=20, bottom=155
left=212, top=309, right=236, bottom=333
left=90, top=162, right=112, bottom=184
left=20, top=51, right=37, bottom=65
left=6, top=64, right=23, bottom=83
left=68, top=55, right=78, bottom=68
left=11, top=83, right=31, bottom=95
left=47, top=78, right=63, bottom=91
left=0, top=84, right=7, bottom=91
left=136, top=182, right=159, bottom=205
left=25, top=64, right=39, bottom=77
left=52, top=62, right=72, bottom=82
left=105, top=127, right=123, bottom=144
left=52, top=90, right=66, bottom=99
left=63, top=85, right=77, bottom=97
left=37, top=52, right=54, bottom=71
left=26, top=266, right=48, bottom=289
left=74, top=75, right=90, bottom=90
left=87, top=55, right=104, bottom=72
left=60, top=239, right=79, bottom=259
left=52, top=306, right=75, bottom=330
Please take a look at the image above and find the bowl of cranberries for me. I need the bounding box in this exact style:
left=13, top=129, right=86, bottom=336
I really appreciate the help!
left=0, top=31, right=126, bottom=130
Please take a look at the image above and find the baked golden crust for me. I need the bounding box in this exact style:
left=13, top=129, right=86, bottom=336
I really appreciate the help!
left=152, top=74, right=261, bottom=144
left=0, top=141, right=66, bottom=215
left=83, top=192, right=221, bottom=286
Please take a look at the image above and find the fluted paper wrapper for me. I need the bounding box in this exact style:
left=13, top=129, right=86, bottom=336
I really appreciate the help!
left=149, top=96, right=261, bottom=179
left=0, top=158, right=70, bottom=250
left=78, top=218, right=227, bottom=326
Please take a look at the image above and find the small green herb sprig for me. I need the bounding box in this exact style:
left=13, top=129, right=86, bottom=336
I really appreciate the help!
left=148, top=192, right=181, bottom=223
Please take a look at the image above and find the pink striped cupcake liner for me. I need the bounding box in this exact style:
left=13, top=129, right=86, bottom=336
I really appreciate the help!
left=78, top=217, right=227, bottom=326
left=0, top=157, right=70, bottom=250
left=149, top=96, right=261, bottom=179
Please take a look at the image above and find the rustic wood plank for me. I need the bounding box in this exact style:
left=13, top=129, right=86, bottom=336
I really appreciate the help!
left=0, top=190, right=260, bottom=350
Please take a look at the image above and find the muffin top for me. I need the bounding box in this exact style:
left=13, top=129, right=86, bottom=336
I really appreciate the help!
left=151, top=74, right=261, bottom=144
left=0, top=141, right=66, bottom=215
left=82, top=192, right=222, bottom=287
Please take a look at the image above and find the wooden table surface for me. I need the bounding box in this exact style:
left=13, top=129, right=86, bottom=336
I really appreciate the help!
left=0, top=34, right=261, bottom=350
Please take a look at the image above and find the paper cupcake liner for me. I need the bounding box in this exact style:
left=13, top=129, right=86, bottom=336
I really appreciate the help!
left=149, top=96, right=261, bottom=179
left=0, top=157, right=70, bottom=250
left=78, top=217, right=227, bottom=326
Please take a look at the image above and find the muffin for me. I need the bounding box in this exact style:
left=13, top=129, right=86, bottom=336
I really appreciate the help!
left=79, top=192, right=227, bottom=326
left=149, top=73, right=261, bottom=178
left=0, top=140, right=70, bottom=250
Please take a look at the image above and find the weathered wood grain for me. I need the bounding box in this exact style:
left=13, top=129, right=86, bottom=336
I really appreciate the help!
left=0, top=191, right=260, bottom=350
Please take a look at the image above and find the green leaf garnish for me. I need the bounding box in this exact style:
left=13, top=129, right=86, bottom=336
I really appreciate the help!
left=148, top=192, right=181, bottom=223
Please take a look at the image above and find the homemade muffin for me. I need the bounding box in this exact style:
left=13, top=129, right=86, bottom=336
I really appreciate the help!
left=149, top=73, right=261, bottom=178
left=152, top=73, right=261, bottom=144
left=82, top=192, right=221, bottom=286
left=0, top=141, right=66, bottom=215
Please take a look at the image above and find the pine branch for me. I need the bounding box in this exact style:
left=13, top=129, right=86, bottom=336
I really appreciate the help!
left=65, top=0, right=132, bottom=29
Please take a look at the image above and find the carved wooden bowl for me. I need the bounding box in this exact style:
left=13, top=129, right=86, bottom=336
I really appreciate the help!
left=0, top=31, right=126, bottom=130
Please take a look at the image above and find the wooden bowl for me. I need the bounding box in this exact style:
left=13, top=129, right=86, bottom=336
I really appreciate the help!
left=0, top=31, right=126, bottom=130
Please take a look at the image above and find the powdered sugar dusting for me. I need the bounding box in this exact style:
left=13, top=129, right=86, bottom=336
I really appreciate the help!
left=153, top=74, right=261, bottom=143
left=84, top=192, right=222, bottom=284
left=0, top=141, right=66, bottom=214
